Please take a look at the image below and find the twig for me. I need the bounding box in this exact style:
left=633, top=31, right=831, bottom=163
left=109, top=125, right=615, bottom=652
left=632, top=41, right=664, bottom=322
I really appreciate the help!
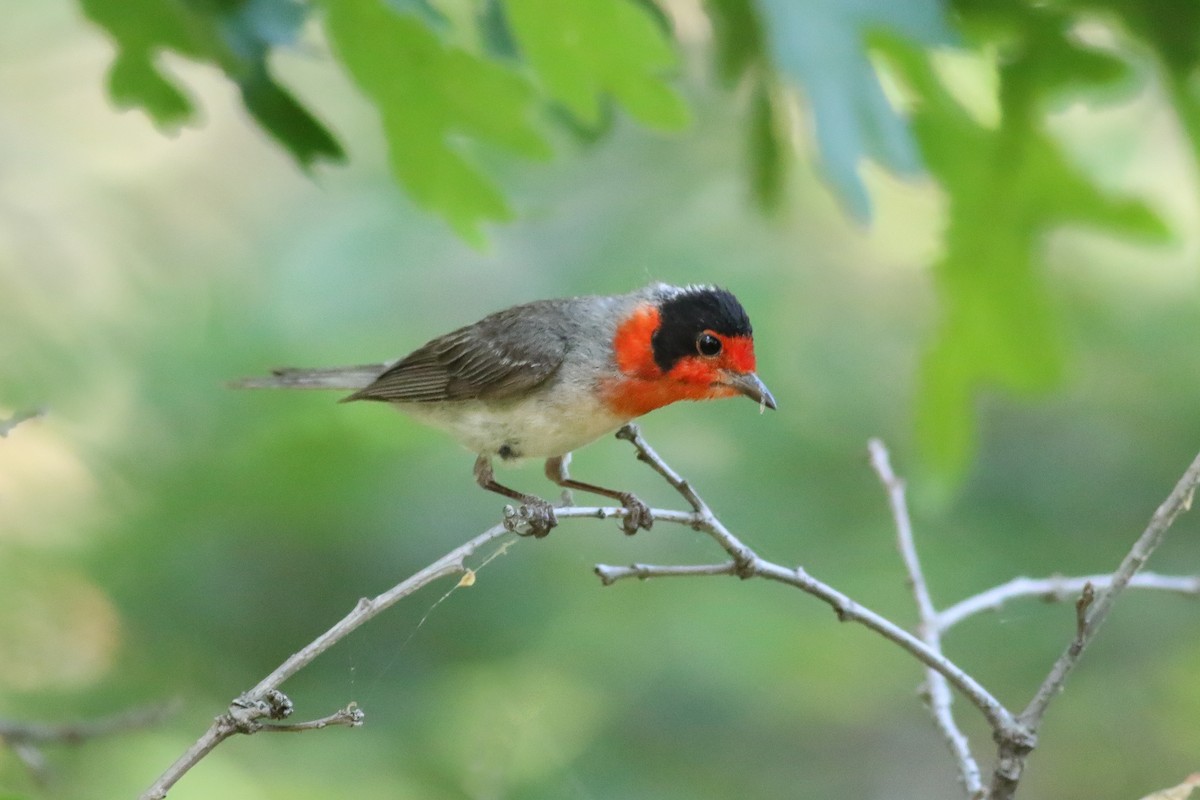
left=8, top=741, right=47, bottom=782
left=257, top=703, right=364, bottom=733
left=596, top=556, right=1018, bottom=731
left=0, top=702, right=177, bottom=785
left=936, top=572, right=1200, bottom=632
left=595, top=562, right=736, bottom=582
left=141, top=502, right=670, bottom=800
left=988, top=450, right=1200, bottom=799
left=140, top=423, right=1200, bottom=800
left=598, top=426, right=1021, bottom=738
left=615, top=425, right=704, bottom=512
left=867, top=439, right=983, bottom=799
left=0, top=702, right=178, bottom=744
left=0, top=407, right=45, bottom=437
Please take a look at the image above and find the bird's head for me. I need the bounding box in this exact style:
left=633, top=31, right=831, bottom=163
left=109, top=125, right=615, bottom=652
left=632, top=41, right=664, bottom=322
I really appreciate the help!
left=604, top=284, right=776, bottom=418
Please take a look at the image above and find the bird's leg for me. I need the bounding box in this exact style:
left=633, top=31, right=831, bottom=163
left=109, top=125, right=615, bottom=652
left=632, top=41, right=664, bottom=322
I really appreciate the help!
left=544, top=454, right=652, bottom=535
left=473, top=455, right=556, bottom=537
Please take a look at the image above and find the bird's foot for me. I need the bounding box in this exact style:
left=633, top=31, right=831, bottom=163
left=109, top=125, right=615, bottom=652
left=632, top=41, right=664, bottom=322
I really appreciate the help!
left=503, top=498, right=558, bottom=538
left=617, top=493, right=653, bottom=535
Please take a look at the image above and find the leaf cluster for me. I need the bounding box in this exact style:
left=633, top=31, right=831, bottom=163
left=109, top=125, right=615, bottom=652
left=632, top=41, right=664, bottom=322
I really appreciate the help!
left=77, top=0, right=1199, bottom=471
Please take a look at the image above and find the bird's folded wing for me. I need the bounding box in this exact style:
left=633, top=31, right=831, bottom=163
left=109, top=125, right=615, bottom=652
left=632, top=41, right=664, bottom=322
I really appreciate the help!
left=346, top=310, right=569, bottom=403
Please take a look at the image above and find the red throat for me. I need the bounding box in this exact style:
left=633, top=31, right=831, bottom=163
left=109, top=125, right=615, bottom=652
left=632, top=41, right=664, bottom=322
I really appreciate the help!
left=611, top=303, right=662, bottom=378
left=602, top=304, right=757, bottom=418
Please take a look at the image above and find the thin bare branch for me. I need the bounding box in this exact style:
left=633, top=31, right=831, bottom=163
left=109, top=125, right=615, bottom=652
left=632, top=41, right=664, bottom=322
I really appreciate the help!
left=989, top=449, right=1200, bottom=799
left=936, top=572, right=1200, bottom=632
left=616, top=425, right=704, bottom=512
left=0, top=702, right=176, bottom=786
left=141, top=502, right=679, bottom=800
left=0, top=702, right=176, bottom=745
left=868, top=439, right=983, bottom=799
left=9, top=741, right=48, bottom=783
left=595, top=562, right=737, bottom=583
left=256, top=704, right=364, bottom=733
left=1022, top=450, right=1200, bottom=725
left=867, top=440, right=937, bottom=621
left=599, top=426, right=1021, bottom=738
left=140, top=422, right=1200, bottom=800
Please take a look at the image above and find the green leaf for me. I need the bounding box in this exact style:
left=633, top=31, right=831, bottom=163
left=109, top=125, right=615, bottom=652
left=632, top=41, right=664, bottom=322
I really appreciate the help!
left=478, top=0, right=520, bottom=60
left=77, top=0, right=201, bottom=125
left=705, top=0, right=766, bottom=85
left=1064, top=0, right=1200, bottom=76
left=224, top=0, right=345, bottom=166
left=1073, top=0, right=1200, bottom=168
left=748, top=79, right=787, bottom=211
left=78, top=0, right=344, bottom=167
left=321, top=0, right=551, bottom=244
left=388, top=0, right=449, bottom=30
left=502, top=0, right=690, bottom=130
left=239, top=66, right=345, bottom=170
left=757, top=0, right=955, bottom=219
left=880, top=9, right=1169, bottom=478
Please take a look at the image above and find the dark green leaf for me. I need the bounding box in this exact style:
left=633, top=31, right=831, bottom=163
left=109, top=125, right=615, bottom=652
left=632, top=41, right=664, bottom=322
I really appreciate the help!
left=705, top=0, right=766, bottom=84
left=749, top=78, right=787, bottom=211
left=1070, top=0, right=1200, bottom=169
left=478, top=0, right=520, bottom=60
left=240, top=67, right=345, bottom=168
left=78, top=0, right=344, bottom=166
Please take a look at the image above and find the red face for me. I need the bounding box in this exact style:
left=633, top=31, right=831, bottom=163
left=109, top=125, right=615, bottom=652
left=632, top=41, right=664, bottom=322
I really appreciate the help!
left=603, top=303, right=772, bottom=418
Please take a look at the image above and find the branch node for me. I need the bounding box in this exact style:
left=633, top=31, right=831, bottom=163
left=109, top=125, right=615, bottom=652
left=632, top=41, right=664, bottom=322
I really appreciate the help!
left=593, top=565, right=618, bottom=586
left=230, top=689, right=293, bottom=732
left=502, top=505, right=520, bottom=532
left=995, top=724, right=1037, bottom=754
left=733, top=556, right=757, bottom=580
left=1073, top=582, right=1095, bottom=642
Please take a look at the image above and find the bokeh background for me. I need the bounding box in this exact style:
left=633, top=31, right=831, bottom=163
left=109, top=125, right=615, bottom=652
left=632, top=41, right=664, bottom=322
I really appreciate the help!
left=2, top=2, right=1199, bottom=798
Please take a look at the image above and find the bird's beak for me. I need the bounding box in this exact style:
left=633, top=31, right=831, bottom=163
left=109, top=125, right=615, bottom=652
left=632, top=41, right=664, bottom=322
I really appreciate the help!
left=720, top=370, right=777, bottom=411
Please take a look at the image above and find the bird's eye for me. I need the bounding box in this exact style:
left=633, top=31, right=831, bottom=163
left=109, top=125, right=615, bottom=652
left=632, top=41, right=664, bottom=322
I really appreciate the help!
left=696, top=332, right=722, bottom=357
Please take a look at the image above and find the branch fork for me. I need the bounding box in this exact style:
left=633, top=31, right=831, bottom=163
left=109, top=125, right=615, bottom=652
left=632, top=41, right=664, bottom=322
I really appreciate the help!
left=140, top=424, right=1200, bottom=799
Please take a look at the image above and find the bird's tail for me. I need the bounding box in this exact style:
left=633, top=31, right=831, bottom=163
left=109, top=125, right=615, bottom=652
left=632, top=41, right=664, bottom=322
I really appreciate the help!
left=230, top=364, right=387, bottom=391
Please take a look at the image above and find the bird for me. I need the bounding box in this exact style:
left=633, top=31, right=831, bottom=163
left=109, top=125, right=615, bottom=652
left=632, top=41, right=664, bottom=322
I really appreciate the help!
left=236, top=283, right=775, bottom=536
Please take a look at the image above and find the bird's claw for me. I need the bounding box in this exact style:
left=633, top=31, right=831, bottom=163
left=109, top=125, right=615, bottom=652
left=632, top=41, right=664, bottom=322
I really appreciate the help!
left=504, top=499, right=558, bottom=538
left=618, top=493, right=653, bottom=535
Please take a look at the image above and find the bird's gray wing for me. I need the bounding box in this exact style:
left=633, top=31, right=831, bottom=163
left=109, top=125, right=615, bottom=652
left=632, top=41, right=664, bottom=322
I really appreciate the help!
left=344, top=301, right=571, bottom=403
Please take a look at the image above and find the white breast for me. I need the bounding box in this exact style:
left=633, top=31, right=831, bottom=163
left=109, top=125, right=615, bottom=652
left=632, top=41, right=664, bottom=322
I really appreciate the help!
left=395, top=385, right=629, bottom=460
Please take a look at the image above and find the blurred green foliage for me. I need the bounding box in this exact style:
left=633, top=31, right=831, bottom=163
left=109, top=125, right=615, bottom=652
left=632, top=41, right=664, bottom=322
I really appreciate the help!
left=78, top=0, right=344, bottom=166
left=2, top=1, right=1200, bottom=799
left=74, top=0, right=1196, bottom=473
left=322, top=0, right=552, bottom=242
